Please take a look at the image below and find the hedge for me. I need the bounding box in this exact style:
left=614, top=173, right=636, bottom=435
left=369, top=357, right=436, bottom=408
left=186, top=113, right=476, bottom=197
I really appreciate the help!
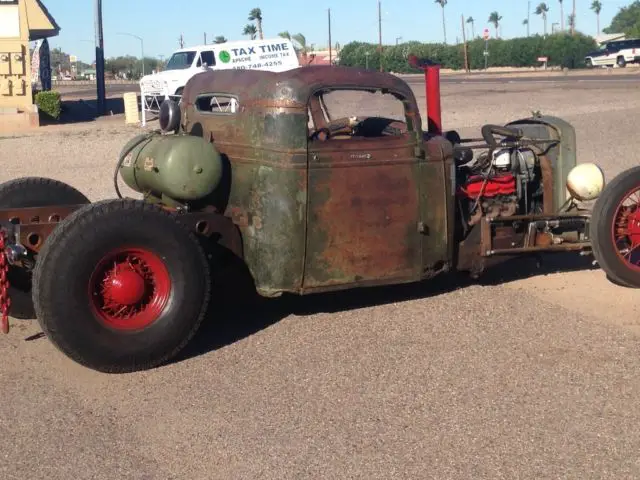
left=338, top=33, right=598, bottom=72
left=35, top=90, right=62, bottom=120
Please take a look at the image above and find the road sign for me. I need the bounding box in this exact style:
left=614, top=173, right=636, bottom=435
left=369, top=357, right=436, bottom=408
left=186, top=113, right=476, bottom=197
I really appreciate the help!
left=537, top=56, right=548, bottom=62
left=483, top=28, right=490, bottom=40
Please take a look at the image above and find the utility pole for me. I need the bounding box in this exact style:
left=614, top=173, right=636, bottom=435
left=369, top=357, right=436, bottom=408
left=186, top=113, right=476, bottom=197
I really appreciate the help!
left=527, top=1, right=531, bottom=37
left=94, top=0, right=105, bottom=116
left=461, top=14, right=469, bottom=72
left=204, top=32, right=207, bottom=44
left=571, top=0, right=576, bottom=35
left=328, top=8, right=332, bottom=65
left=378, top=0, right=382, bottom=72
left=179, top=34, right=184, bottom=49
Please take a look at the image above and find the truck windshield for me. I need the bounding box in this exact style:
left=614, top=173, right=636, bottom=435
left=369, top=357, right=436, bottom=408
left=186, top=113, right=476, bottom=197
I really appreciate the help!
left=165, top=51, right=196, bottom=70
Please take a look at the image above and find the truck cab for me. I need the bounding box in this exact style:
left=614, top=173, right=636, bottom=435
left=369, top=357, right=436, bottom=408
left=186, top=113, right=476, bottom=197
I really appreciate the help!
left=175, top=66, right=456, bottom=295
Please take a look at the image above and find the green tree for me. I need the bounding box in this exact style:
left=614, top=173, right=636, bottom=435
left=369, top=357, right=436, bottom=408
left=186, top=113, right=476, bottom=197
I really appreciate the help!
left=559, top=0, right=564, bottom=31
left=591, top=0, right=602, bottom=35
left=603, top=0, right=640, bottom=37
left=214, top=36, right=227, bottom=43
left=248, top=8, right=264, bottom=40
left=466, top=16, right=475, bottom=38
left=434, top=0, right=447, bottom=43
left=243, top=24, right=257, bottom=40
left=535, top=2, right=550, bottom=35
left=279, top=31, right=313, bottom=62
left=488, top=11, right=502, bottom=38
left=523, top=18, right=529, bottom=36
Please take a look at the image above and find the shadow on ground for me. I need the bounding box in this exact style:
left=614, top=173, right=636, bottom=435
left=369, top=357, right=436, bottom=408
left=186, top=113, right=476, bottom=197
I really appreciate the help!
left=176, top=251, right=598, bottom=365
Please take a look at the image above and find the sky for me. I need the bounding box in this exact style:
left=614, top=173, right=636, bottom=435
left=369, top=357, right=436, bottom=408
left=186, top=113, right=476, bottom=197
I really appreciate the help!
left=40, top=0, right=631, bottom=63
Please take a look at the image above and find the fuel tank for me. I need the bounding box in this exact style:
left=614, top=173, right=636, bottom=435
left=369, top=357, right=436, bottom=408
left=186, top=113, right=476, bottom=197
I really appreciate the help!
left=118, top=133, right=223, bottom=202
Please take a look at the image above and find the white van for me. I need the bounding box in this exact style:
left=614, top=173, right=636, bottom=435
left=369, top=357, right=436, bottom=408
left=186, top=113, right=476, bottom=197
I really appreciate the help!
left=140, top=37, right=300, bottom=120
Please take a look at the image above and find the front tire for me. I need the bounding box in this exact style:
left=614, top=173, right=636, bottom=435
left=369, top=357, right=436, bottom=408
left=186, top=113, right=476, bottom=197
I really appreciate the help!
left=32, top=199, right=211, bottom=373
left=591, top=166, right=640, bottom=288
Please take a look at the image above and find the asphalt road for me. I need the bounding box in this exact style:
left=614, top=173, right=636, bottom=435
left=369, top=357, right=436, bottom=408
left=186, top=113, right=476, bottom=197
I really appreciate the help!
left=56, top=72, right=639, bottom=98
left=3, top=77, right=640, bottom=479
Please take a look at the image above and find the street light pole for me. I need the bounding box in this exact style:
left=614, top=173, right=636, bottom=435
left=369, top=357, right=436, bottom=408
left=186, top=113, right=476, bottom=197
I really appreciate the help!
left=94, top=0, right=105, bottom=116
left=117, top=32, right=145, bottom=77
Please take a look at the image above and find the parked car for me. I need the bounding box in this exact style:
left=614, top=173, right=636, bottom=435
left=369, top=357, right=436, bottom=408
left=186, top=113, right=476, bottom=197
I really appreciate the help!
left=585, top=38, right=640, bottom=68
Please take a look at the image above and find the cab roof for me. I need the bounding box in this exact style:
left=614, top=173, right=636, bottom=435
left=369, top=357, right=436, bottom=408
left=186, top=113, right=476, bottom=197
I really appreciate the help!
left=182, top=65, right=417, bottom=108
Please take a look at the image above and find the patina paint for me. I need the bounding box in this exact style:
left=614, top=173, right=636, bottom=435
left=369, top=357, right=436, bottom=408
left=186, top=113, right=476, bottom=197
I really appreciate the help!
left=303, top=134, right=422, bottom=290
left=419, top=135, right=456, bottom=273
left=180, top=66, right=455, bottom=296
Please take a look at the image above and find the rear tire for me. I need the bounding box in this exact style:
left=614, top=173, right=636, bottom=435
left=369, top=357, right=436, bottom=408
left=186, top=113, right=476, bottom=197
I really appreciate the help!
left=591, top=166, right=640, bottom=288
left=32, top=199, right=211, bottom=373
left=0, top=177, right=89, bottom=319
left=617, top=56, right=626, bottom=68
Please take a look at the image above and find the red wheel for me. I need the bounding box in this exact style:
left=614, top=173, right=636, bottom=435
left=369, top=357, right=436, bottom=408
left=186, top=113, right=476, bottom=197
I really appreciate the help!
left=88, top=247, right=171, bottom=330
left=591, top=166, right=640, bottom=288
left=610, top=186, right=640, bottom=271
left=32, top=199, right=211, bottom=373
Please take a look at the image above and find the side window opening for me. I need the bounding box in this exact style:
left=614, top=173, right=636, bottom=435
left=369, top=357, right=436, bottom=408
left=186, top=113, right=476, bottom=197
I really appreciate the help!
left=194, top=94, right=239, bottom=114
left=307, top=88, right=413, bottom=142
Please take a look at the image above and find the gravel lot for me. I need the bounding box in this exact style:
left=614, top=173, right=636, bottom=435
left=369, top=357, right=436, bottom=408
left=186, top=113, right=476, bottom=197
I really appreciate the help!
left=2, top=78, right=640, bottom=479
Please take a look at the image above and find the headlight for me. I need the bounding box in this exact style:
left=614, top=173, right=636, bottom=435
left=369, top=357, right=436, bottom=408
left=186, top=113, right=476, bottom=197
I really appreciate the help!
left=566, top=163, right=605, bottom=201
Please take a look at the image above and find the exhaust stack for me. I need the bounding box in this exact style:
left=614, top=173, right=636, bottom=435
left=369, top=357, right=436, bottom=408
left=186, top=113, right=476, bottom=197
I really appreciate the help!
left=408, top=55, right=442, bottom=135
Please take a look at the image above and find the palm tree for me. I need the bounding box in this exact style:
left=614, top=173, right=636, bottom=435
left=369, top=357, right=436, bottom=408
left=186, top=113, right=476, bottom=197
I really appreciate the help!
left=248, top=8, right=264, bottom=40
left=466, top=16, right=475, bottom=39
left=567, top=13, right=576, bottom=32
left=243, top=24, right=257, bottom=40
left=488, top=11, right=502, bottom=39
left=558, top=0, right=564, bottom=31
left=434, top=0, right=447, bottom=43
left=214, top=36, right=227, bottom=44
left=523, top=18, right=529, bottom=36
left=535, top=2, right=550, bottom=36
left=278, top=31, right=313, bottom=63
left=591, top=0, right=602, bottom=35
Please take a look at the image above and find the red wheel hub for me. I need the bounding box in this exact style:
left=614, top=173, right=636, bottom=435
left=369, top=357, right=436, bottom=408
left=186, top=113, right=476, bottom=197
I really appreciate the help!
left=612, top=187, right=640, bottom=271
left=88, top=247, right=171, bottom=330
left=104, top=269, right=146, bottom=305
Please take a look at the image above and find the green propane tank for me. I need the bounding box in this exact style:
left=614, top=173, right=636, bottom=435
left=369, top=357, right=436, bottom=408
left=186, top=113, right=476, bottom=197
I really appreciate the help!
left=118, top=133, right=223, bottom=202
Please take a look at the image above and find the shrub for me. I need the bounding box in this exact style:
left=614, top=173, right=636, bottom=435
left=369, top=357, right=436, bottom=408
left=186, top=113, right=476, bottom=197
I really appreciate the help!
left=338, top=33, right=597, bottom=72
left=35, top=90, right=62, bottom=120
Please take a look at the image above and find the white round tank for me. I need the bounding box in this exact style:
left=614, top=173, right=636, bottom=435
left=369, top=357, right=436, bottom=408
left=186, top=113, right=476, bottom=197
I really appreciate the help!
left=566, top=163, right=605, bottom=201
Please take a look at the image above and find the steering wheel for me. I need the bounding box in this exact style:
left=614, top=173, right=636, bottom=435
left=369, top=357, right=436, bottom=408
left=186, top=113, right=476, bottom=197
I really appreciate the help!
left=311, top=127, right=331, bottom=142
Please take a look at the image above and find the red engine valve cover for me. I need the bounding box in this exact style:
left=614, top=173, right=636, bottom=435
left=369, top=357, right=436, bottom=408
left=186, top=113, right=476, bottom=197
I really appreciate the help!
left=458, top=173, right=517, bottom=198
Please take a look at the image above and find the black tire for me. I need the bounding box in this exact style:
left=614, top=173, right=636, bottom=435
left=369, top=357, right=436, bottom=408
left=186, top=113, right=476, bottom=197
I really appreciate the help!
left=32, top=199, right=211, bottom=373
left=617, top=56, right=626, bottom=68
left=591, top=165, right=640, bottom=288
left=0, top=177, right=90, bottom=319
left=585, top=58, right=593, bottom=68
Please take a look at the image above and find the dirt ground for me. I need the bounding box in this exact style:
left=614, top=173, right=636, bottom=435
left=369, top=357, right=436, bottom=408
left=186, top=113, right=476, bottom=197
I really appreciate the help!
left=2, top=77, right=640, bottom=479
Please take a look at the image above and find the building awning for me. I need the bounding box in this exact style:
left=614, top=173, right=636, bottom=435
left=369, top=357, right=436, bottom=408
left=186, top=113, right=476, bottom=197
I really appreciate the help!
left=25, top=0, right=60, bottom=41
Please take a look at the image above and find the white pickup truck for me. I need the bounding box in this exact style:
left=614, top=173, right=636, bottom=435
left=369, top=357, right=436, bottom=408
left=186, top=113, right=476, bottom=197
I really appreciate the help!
left=139, top=37, right=300, bottom=125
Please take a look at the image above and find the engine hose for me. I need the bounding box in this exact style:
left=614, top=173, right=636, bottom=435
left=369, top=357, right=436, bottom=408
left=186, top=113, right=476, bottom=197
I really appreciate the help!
left=113, top=131, right=158, bottom=199
left=481, top=124, right=523, bottom=147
